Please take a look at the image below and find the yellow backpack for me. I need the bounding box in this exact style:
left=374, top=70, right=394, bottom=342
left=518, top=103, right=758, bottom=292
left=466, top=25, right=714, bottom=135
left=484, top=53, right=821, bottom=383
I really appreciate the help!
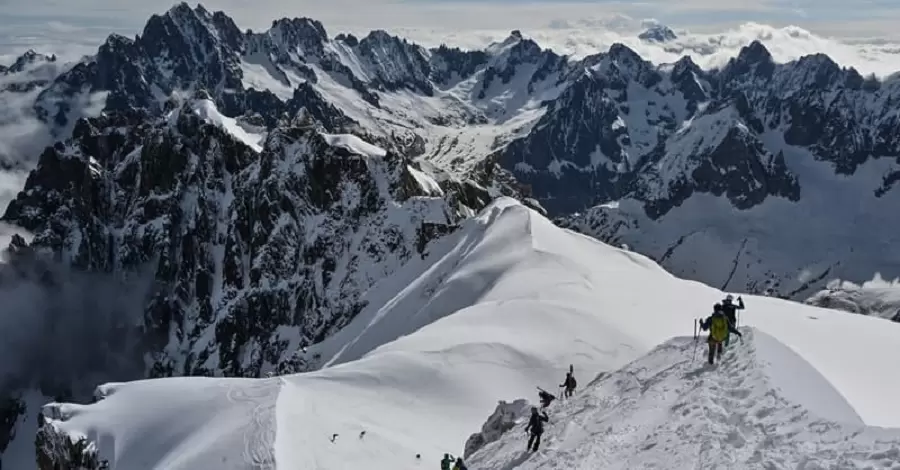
left=709, top=314, right=728, bottom=342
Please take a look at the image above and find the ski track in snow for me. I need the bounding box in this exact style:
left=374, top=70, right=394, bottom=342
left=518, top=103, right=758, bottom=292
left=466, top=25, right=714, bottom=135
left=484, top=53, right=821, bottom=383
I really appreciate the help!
left=222, top=378, right=281, bottom=469
left=470, top=329, right=900, bottom=470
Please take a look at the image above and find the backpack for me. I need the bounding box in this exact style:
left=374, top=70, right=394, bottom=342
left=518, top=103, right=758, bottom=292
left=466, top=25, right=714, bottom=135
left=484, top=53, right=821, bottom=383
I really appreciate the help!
left=709, top=314, right=728, bottom=342
left=567, top=375, right=576, bottom=389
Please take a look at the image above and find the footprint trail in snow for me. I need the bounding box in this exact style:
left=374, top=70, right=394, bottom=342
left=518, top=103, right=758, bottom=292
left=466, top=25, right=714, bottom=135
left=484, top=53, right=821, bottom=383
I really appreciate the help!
left=469, top=328, right=900, bottom=470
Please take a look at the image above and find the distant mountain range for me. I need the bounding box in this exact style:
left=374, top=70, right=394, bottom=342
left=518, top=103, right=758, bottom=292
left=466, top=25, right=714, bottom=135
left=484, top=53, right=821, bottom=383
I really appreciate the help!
left=1, top=3, right=899, bottom=466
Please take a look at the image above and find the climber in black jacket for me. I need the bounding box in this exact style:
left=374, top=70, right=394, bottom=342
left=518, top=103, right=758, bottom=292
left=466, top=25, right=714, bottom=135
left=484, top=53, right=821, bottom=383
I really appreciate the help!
left=525, top=407, right=549, bottom=452
left=721, top=295, right=745, bottom=346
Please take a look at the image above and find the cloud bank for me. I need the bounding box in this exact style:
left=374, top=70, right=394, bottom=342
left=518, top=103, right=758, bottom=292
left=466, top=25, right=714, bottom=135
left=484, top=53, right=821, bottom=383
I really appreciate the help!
left=0, top=244, right=157, bottom=399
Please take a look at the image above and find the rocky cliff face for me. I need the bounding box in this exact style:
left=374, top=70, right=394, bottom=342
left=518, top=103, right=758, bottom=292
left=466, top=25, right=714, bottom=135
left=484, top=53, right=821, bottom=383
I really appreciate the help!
left=3, top=3, right=900, bottom=466
left=3, top=98, right=486, bottom=380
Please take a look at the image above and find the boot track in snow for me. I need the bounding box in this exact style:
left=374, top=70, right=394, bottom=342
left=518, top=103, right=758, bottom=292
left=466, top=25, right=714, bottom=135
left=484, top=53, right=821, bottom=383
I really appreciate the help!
left=468, top=328, right=900, bottom=469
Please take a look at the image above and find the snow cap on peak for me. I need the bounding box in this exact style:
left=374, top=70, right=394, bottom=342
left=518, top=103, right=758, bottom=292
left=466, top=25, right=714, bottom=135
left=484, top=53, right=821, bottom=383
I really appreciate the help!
left=638, top=23, right=677, bottom=42
left=487, top=30, right=528, bottom=54
left=167, top=2, right=198, bottom=19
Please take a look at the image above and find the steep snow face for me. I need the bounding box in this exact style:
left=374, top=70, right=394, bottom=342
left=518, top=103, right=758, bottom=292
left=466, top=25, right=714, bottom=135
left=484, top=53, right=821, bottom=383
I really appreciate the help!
left=36, top=199, right=900, bottom=469
left=468, top=329, right=900, bottom=470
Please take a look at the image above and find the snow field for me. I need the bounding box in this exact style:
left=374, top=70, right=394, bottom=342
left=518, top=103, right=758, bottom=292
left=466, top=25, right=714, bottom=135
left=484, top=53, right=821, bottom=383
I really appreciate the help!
left=39, top=198, right=900, bottom=469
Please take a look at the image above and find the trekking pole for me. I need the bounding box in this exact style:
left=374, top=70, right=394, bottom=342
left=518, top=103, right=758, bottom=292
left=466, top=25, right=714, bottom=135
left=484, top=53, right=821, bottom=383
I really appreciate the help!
left=692, top=318, right=699, bottom=362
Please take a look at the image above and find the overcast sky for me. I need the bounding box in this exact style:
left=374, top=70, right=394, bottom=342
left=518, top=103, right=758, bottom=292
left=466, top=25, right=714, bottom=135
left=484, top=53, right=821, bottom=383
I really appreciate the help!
left=2, top=0, right=900, bottom=61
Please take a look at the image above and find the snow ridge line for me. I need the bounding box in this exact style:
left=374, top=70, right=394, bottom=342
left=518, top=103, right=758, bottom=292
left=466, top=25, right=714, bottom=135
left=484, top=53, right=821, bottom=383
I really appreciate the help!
left=469, top=328, right=900, bottom=469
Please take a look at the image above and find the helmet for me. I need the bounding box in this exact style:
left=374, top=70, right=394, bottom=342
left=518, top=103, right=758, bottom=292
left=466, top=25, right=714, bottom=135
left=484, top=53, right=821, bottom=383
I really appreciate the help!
left=713, top=303, right=723, bottom=311
left=724, top=294, right=734, bottom=302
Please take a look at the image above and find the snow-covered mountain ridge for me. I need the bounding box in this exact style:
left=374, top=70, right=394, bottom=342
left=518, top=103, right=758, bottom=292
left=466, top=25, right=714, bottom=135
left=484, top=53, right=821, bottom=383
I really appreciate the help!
left=4, top=3, right=898, bottom=302
left=0, top=94, right=495, bottom=467
left=468, top=329, right=900, bottom=469
left=33, top=199, right=900, bottom=469
left=2, top=3, right=900, bottom=466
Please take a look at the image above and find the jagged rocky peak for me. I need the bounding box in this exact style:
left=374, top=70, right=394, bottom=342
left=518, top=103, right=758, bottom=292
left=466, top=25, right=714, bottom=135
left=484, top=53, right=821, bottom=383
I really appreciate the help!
left=671, top=55, right=701, bottom=76
left=5, top=49, right=57, bottom=74
left=144, top=2, right=244, bottom=54
left=582, top=43, right=659, bottom=87
left=718, top=39, right=775, bottom=84
left=784, top=52, right=848, bottom=89
left=270, top=16, right=329, bottom=51
left=486, top=29, right=538, bottom=57
left=429, top=43, right=489, bottom=85
left=3, top=101, right=484, bottom=381
left=670, top=56, right=709, bottom=103
left=738, top=40, right=773, bottom=63
left=638, top=23, right=677, bottom=42
left=335, top=32, right=359, bottom=47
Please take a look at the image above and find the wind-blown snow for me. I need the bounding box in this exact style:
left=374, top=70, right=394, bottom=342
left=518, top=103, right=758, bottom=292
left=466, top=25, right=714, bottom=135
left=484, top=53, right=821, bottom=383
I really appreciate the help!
left=37, top=198, right=900, bottom=469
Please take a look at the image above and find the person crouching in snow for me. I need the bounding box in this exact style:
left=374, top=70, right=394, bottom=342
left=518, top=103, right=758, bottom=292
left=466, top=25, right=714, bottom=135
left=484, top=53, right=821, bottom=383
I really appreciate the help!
left=700, top=303, right=742, bottom=365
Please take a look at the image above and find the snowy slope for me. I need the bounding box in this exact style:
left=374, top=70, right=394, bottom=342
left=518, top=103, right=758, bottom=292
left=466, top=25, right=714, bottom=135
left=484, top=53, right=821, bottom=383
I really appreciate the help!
left=38, top=199, right=900, bottom=469
left=468, top=329, right=900, bottom=470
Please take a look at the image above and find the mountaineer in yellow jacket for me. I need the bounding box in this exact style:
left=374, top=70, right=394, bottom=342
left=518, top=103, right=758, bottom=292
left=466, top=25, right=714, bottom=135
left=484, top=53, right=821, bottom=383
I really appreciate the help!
left=699, top=303, right=742, bottom=365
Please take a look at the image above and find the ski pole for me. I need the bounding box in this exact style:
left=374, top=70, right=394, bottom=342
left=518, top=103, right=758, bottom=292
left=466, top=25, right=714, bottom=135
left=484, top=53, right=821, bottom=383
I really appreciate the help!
left=692, top=319, right=699, bottom=363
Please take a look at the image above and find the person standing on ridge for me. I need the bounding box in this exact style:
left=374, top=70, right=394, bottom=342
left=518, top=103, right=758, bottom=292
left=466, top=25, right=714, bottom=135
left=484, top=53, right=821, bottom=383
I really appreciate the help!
left=525, top=406, right=549, bottom=452
left=453, top=457, right=468, bottom=470
left=561, top=371, right=576, bottom=398
left=721, top=295, right=745, bottom=346
left=700, top=304, right=742, bottom=365
left=441, top=453, right=453, bottom=470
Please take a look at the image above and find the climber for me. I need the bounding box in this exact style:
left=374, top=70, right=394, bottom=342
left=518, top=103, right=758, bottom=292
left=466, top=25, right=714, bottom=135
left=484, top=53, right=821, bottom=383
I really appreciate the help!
left=441, top=453, right=453, bottom=470
left=699, top=303, right=742, bottom=365
left=538, top=388, right=555, bottom=408
left=560, top=370, right=576, bottom=398
left=721, top=294, right=745, bottom=345
left=524, top=406, right=549, bottom=452
left=453, top=457, right=468, bottom=470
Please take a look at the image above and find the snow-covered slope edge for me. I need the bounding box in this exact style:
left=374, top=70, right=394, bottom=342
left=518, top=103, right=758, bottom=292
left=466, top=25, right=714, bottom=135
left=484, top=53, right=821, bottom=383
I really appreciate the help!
left=35, top=199, right=900, bottom=469
left=468, top=329, right=900, bottom=470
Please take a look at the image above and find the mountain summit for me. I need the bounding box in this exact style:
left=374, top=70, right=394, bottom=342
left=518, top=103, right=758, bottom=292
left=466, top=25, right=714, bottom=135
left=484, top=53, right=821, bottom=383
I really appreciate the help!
left=2, top=4, right=900, bottom=467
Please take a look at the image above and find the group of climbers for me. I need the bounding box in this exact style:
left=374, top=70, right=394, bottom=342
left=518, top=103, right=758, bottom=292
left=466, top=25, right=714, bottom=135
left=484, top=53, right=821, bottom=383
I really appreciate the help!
left=440, top=454, right=467, bottom=470
left=435, top=293, right=747, bottom=466
left=698, top=295, right=745, bottom=365
left=525, top=366, right=576, bottom=452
